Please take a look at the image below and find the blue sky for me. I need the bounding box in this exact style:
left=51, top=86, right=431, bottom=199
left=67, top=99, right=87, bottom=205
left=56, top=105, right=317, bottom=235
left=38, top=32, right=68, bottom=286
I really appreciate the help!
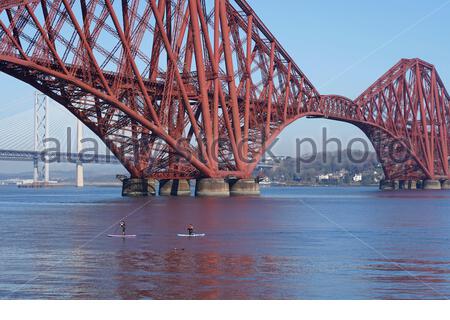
left=1, top=0, right=449, bottom=157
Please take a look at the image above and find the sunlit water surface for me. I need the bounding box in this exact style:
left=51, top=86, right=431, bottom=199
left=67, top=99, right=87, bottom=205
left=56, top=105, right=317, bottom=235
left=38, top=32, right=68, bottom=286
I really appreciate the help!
left=1, top=185, right=450, bottom=299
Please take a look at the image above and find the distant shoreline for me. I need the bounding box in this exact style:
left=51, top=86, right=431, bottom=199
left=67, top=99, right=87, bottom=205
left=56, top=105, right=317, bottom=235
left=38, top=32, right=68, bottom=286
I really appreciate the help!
left=261, top=183, right=378, bottom=188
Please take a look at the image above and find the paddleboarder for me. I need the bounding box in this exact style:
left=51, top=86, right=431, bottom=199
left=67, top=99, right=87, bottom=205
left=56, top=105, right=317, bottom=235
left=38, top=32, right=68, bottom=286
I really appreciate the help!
left=120, top=220, right=126, bottom=236
left=187, top=224, right=194, bottom=236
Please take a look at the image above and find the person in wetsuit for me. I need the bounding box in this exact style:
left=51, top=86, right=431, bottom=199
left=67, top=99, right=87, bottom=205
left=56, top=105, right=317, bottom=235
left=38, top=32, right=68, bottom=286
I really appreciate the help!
left=187, top=224, right=194, bottom=236
left=120, top=220, right=126, bottom=236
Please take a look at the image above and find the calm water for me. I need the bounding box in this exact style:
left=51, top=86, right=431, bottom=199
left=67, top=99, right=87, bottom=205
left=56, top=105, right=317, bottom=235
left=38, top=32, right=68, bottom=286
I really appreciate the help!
left=1, top=185, right=450, bottom=300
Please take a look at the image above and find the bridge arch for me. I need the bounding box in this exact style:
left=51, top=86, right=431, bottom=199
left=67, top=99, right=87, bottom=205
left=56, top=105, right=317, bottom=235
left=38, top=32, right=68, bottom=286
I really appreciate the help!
left=248, top=95, right=430, bottom=182
left=0, top=55, right=211, bottom=178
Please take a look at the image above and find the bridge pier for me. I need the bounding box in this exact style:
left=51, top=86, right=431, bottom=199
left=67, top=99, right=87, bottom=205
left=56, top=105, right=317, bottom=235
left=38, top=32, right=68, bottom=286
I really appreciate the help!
left=380, top=179, right=449, bottom=191
left=379, top=180, right=398, bottom=191
left=159, top=179, right=191, bottom=196
left=398, top=180, right=407, bottom=190
left=416, top=180, right=424, bottom=189
left=122, top=178, right=157, bottom=197
left=76, top=162, right=84, bottom=188
left=408, top=180, right=418, bottom=190
left=33, top=158, right=39, bottom=183
left=195, top=178, right=230, bottom=197
left=422, top=179, right=442, bottom=190
left=399, top=180, right=418, bottom=190
left=229, top=178, right=260, bottom=196
left=440, top=180, right=450, bottom=190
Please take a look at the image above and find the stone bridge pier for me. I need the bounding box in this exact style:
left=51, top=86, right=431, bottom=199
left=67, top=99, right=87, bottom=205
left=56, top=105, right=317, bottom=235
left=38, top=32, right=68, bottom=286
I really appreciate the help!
left=121, top=178, right=260, bottom=197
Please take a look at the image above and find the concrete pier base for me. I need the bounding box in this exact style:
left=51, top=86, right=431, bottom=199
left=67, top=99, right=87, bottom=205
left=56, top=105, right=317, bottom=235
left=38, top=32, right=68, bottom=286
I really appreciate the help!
left=409, top=180, right=417, bottom=190
left=393, top=180, right=400, bottom=190
left=159, top=179, right=191, bottom=196
left=399, top=180, right=418, bottom=190
left=229, top=178, right=260, bottom=196
left=380, top=180, right=397, bottom=191
left=195, top=178, right=230, bottom=197
left=76, top=163, right=84, bottom=188
left=422, top=179, right=442, bottom=190
left=399, top=180, right=407, bottom=190
left=440, top=180, right=450, bottom=190
left=416, top=180, right=424, bottom=190
left=122, top=178, right=157, bottom=197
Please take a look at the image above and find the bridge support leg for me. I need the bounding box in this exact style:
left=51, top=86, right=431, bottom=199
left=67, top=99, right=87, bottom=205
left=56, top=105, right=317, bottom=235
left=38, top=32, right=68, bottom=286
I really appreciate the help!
left=159, top=180, right=191, bottom=196
left=416, top=180, right=424, bottom=189
left=440, top=180, right=450, bottom=190
left=195, top=179, right=230, bottom=197
left=409, top=180, right=417, bottom=190
left=33, top=158, right=39, bottom=183
left=76, top=162, right=84, bottom=188
left=379, top=179, right=397, bottom=191
left=122, top=178, right=157, bottom=197
left=394, top=180, right=400, bottom=190
left=422, top=179, right=442, bottom=190
left=228, top=178, right=260, bottom=196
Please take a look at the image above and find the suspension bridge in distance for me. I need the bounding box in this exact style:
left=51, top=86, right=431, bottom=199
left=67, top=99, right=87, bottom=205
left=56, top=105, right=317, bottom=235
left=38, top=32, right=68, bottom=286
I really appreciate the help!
left=0, top=92, right=121, bottom=187
left=0, top=0, right=449, bottom=196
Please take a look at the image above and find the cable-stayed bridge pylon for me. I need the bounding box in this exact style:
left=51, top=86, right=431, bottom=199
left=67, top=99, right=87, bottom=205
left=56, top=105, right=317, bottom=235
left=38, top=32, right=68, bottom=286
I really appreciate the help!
left=0, top=92, right=121, bottom=186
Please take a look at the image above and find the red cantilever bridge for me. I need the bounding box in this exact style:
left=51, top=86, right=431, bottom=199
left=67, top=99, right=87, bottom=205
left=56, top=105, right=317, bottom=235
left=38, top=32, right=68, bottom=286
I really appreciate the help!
left=0, top=0, right=449, bottom=195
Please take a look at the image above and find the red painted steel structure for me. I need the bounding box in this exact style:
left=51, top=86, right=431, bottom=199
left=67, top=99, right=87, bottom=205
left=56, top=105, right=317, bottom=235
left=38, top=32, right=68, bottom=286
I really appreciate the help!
left=0, top=0, right=449, bottom=181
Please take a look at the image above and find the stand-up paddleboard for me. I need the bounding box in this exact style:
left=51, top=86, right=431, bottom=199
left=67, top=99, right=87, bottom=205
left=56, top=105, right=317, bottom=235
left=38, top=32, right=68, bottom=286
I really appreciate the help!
left=177, top=233, right=206, bottom=237
left=108, top=234, right=137, bottom=238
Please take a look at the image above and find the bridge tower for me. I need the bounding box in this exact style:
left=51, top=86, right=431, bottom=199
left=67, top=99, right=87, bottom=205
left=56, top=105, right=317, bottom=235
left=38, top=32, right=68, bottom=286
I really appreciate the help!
left=33, top=92, right=49, bottom=184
